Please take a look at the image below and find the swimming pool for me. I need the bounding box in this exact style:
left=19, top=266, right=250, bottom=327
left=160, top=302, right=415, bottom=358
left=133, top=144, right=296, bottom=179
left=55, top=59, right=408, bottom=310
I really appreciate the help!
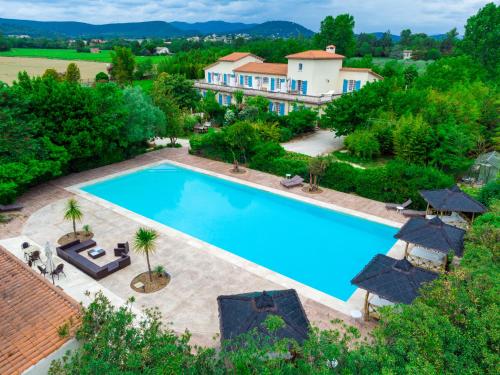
left=82, top=163, right=398, bottom=301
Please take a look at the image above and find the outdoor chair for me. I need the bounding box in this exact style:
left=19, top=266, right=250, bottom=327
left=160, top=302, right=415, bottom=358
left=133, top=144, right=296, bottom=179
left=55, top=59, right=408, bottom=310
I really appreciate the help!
left=22, top=242, right=31, bottom=260
left=37, top=265, right=48, bottom=277
left=114, top=242, right=130, bottom=257
left=29, top=250, right=41, bottom=266
left=402, top=209, right=426, bottom=217
left=385, top=198, right=412, bottom=211
left=280, top=175, right=304, bottom=188
left=51, top=264, right=66, bottom=279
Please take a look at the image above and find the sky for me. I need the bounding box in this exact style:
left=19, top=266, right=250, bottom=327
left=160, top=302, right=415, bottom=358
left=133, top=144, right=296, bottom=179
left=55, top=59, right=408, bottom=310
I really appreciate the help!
left=0, top=0, right=492, bottom=34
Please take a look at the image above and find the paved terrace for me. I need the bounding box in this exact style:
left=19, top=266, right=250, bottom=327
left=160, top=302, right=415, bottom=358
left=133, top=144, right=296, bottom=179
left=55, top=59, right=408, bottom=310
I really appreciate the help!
left=0, top=147, right=407, bottom=347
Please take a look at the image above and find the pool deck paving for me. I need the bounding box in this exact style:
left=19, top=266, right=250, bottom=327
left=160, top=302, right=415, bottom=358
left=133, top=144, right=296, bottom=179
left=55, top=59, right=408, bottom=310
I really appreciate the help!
left=0, top=146, right=408, bottom=347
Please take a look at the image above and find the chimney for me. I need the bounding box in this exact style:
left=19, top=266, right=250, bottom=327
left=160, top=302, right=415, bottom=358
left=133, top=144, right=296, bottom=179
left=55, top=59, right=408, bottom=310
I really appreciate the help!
left=326, top=45, right=336, bottom=54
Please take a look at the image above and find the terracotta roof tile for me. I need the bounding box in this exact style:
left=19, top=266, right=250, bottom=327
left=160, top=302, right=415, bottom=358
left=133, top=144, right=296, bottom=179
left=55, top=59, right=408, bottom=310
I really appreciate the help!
left=286, top=50, right=345, bottom=60
left=0, top=247, right=81, bottom=375
left=340, top=67, right=384, bottom=79
left=233, top=62, right=288, bottom=76
left=218, top=52, right=264, bottom=62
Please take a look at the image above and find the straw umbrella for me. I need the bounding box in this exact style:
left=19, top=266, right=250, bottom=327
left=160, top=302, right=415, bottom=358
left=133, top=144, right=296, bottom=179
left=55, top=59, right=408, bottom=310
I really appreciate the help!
left=44, top=242, right=56, bottom=285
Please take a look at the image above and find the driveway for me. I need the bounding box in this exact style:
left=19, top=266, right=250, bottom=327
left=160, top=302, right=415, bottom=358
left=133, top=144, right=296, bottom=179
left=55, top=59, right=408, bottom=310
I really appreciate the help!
left=281, top=130, right=344, bottom=156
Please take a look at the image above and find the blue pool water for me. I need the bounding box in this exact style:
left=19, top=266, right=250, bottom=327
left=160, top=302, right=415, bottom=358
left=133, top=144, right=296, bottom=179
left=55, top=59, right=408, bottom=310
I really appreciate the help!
left=82, top=163, right=397, bottom=301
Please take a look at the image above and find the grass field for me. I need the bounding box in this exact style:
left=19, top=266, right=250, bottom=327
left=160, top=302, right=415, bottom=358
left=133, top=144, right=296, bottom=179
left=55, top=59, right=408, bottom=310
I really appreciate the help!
left=0, top=56, right=108, bottom=84
left=0, top=48, right=166, bottom=64
left=349, top=57, right=433, bottom=73
left=133, top=79, right=154, bottom=93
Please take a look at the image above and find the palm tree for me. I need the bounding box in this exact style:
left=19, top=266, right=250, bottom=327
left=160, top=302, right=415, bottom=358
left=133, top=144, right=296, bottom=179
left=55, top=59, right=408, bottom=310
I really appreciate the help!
left=133, top=227, right=159, bottom=282
left=64, top=198, right=83, bottom=237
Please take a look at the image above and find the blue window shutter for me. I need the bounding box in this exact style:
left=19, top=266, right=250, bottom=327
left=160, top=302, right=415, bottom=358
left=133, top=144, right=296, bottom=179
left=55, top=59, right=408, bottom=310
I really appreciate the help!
left=270, top=78, right=275, bottom=91
left=218, top=94, right=222, bottom=105
left=279, top=103, right=285, bottom=116
left=223, top=74, right=227, bottom=84
left=291, top=79, right=296, bottom=90
left=226, top=95, right=231, bottom=104
left=248, top=76, right=252, bottom=87
left=208, top=72, right=211, bottom=83
left=239, top=75, right=243, bottom=85
left=302, top=80, right=307, bottom=95
left=269, top=102, right=273, bottom=112
left=355, top=80, right=361, bottom=91
left=343, top=79, right=348, bottom=93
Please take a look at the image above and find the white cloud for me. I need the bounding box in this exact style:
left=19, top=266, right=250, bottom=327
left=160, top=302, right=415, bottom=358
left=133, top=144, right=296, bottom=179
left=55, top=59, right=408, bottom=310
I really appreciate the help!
left=0, top=0, right=491, bottom=33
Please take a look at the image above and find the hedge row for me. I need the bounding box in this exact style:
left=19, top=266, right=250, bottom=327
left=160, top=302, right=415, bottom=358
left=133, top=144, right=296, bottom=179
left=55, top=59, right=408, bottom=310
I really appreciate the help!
left=190, top=134, right=454, bottom=209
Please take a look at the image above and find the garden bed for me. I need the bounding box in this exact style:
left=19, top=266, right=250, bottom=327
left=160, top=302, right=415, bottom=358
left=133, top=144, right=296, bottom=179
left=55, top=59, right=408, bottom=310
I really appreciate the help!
left=131, top=271, right=170, bottom=293
left=57, top=231, right=94, bottom=245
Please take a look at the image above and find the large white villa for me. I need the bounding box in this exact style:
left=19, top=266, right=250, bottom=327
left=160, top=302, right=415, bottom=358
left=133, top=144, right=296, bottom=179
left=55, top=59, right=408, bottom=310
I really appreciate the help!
left=194, top=45, right=382, bottom=115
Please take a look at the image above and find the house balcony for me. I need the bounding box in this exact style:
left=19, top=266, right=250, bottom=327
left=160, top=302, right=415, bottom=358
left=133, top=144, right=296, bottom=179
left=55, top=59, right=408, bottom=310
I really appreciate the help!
left=194, top=80, right=341, bottom=106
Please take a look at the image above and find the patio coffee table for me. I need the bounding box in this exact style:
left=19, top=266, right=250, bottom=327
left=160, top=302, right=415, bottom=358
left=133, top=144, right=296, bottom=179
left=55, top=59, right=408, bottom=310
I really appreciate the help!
left=88, top=248, right=106, bottom=259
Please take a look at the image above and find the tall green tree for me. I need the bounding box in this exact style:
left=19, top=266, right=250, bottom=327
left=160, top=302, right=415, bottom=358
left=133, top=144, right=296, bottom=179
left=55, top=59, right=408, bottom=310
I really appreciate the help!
left=110, top=47, right=135, bottom=85
left=314, top=14, right=356, bottom=56
left=440, top=28, right=458, bottom=55
left=64, top=198, right=83, bottom=237
left=461, top=2, right=500, bottom=77
left=122, top=87, right=165, bottom=143
left=152, top=72, right=199, bottom=110
left=225, top=121, right=257, bottom=171
left=65, top=63, right=81, bottom=83
left=133, top=227, right=158, bottom=282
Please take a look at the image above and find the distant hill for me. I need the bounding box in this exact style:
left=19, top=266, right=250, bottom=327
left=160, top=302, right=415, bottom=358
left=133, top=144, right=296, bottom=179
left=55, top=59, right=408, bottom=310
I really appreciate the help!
left=0, top=18, right=313, bottom=38
left=370, top=32, right=451, bottom=42
left=244, top=21, right=314, bottom=37
left=0, top=18, right=184, bottom=38
left=170, top=21, right=257, bottom=35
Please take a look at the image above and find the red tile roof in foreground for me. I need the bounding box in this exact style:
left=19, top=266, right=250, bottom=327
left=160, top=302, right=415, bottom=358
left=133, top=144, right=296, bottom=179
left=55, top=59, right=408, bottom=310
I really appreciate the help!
left=340, top=67, right=384, bottom=79
left=218, top=52, right=264, bottom=62
left=0, top=247, right=80, bottom=375
left=285, top=50, right=345, bottom=60
left=234, top=62, right=288, bottom=76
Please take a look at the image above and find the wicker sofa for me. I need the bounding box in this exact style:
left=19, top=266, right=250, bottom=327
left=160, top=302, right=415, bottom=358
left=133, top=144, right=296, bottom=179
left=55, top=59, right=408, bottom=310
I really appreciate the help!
left=56, top=239, right=131, bottom=280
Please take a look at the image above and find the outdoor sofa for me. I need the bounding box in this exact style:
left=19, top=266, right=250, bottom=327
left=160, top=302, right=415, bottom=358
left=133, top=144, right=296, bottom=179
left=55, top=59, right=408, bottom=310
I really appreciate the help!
left=57, top=239, right=131, bottom=280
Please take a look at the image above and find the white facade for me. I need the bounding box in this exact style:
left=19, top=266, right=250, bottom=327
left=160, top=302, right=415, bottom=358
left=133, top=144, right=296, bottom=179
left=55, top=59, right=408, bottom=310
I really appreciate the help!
left=195, top=48, right=382, bottom=115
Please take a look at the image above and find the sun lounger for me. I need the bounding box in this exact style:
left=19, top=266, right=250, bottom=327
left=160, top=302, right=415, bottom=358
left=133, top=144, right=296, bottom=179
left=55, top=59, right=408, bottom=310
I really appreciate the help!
left=0, top=203, right=23, bottom=212
left=402, top=209, right=426, bottom=217
left=385, top=198, right=412, bottom=211
left=280, top=175, right=304, bottom=188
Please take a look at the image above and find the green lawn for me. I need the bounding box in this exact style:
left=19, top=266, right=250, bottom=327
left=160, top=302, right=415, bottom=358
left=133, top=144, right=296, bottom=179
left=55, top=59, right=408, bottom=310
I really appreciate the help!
left=133, top=79, right=154, bottom=93
left=331, top=150, right=392, bottom=169
left=349, top=57, right=433, bottom=73
left=0, top=48, right=167, bottom=64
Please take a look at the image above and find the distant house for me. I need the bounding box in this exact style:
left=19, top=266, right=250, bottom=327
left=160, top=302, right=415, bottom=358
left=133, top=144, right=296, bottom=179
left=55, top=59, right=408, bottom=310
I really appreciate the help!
left=90, top=48, right=100, bottom=54
left=195, top=45, right=382, bottom=115
left=0, top=247, right=80, bottom=374
left=8, top=34, right=31, bottom=39
left=90, top=39, right=106, bottom=44
left=155, top=46, right=170, bottom=55
left=403, top=50, right=413, bottom=60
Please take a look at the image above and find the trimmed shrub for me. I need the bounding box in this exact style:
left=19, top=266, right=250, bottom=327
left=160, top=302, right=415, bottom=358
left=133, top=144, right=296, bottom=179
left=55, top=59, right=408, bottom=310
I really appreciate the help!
left=249, top=142, right=286, bottom=171
left=283, top=107, right=318, bottom=136
left=95, top=72, right=109, bottom=82
left=322, top=162, right=361, bottom=193
left=344, top=130, right=381, bottom=159
left=189, top=130, right=232, bottom=162
left=278, top=127, right=293, bottom=142
left=477, top=180, right=500, bottom=207
left=356, top=161, right=454, bottom=208
left=0, top=182, right=18, bottom=205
